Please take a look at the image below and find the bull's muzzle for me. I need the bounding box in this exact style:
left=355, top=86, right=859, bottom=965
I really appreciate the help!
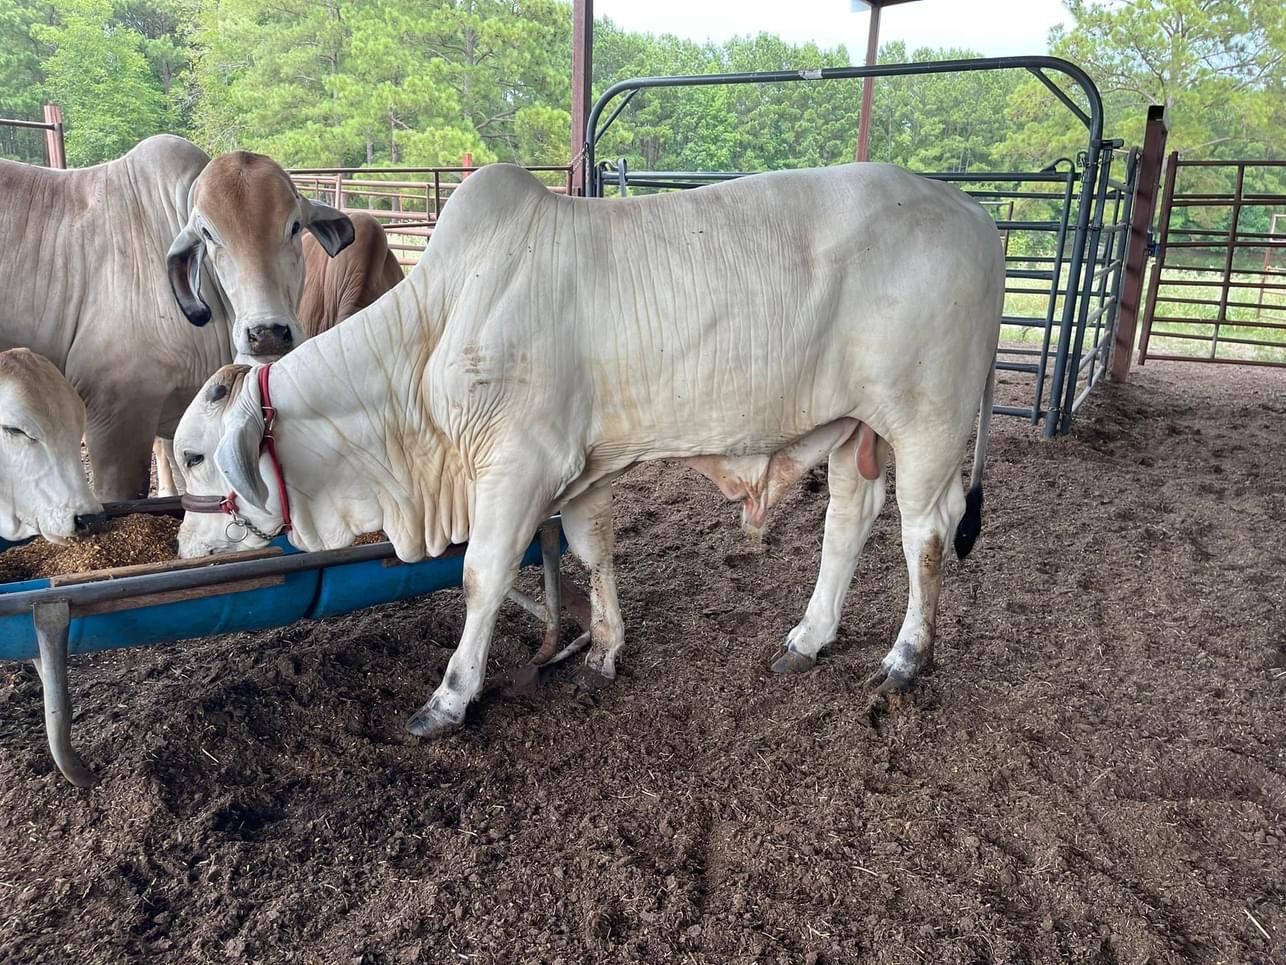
left=246, top=324, right=294, bottom=357
left=73, top=513, right=109, bottom=535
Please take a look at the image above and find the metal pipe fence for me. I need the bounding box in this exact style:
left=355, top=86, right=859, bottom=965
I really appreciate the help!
left=1139, top=155, right=1286, bottom=366
left=290, top=164, right=574, bottom=268
left=584, top=57, right=1134, bottom=436
left=0, top=106, right=65, bottom=168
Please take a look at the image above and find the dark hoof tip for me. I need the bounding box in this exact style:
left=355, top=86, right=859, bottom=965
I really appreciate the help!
left=866, top=665, right=916, bottom=694
left=405, top=706, right=462, bottom=739
left=574, top=666, right=615, bottom=693
left=771, top=648, right=816, bottom=675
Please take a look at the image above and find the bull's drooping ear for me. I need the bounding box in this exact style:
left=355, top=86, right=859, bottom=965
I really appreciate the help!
left=301, top=198, right=355, bottom=257
left=166, top=221, right=211, bottom=326
left=214, top=376, right=268, bottom=510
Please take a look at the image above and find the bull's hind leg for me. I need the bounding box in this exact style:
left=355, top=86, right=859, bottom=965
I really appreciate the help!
left=559, top=481, right=626, bottom=690
left=867, top=441, right=966, bottom=692
left=773, top=430, right=888, bottom=673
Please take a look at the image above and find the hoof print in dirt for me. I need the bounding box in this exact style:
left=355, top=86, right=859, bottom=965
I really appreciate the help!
left=405, top=706, right=462, bottom=739
left=866, top=690, right=906, bottom=728
left=505, top=662, right=545, bottom=698
left=574, top=665, right=615, bottom=693
left=770, top=648, right=816, bottom=675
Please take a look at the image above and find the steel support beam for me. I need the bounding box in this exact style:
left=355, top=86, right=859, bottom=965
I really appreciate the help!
left=1110, top=104, right=1168, bottom=380
left=856, top=4, right=881, bottom=162
left=570, top=0, right=593, bottom=195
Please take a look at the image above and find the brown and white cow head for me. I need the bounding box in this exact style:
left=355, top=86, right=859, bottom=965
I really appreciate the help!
left=0, top=349, right=101, bottom=545
left=166, top=151, right=355, bottom=363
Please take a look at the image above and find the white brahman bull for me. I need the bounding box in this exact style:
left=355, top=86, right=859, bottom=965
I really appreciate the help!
left=0, top=348, right=101, bottom=544
left=0, top=134, right=354, bottom=502
left=173, top=162, right=1003, bottom=737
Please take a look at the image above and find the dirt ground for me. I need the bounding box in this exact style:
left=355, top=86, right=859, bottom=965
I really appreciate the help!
left=1, top=361, right=1283, bottom=964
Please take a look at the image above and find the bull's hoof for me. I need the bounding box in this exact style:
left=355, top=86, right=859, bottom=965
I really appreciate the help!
left=574, top=665, right=615, bottom=693
left=864, top=664, right=918, bottom=694
left=771, top=648, right=816, bottom=675
left=405, top=705, right=462, bottom=739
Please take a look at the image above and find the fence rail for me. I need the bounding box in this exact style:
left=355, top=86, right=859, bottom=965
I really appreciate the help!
left=0, top=105, right=65, bottom=168
left=1139, top=154, right=1286, bottom=366
left=290, top=164, right=573, bottom=268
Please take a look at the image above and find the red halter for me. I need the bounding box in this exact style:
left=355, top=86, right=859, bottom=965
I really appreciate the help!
left=181, top=364, right=292, bottom=538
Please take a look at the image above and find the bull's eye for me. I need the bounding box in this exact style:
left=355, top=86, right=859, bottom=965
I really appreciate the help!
left=1, top=426, right=30, bottom=440
left=291, top=221, right=301, bottom=237
left=184, top=451, right=204, bottom=469
left=202, top=227, right=213, bottom=242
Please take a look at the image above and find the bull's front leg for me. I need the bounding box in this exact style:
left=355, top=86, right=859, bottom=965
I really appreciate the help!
left=559, top=481, right=625, bottom=691
left=83, top=393, right=163, bottom=502
left=406, top=474, right=556, bottom=739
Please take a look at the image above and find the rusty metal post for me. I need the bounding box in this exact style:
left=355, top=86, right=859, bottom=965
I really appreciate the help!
left=42, top=104, right=65, bottom=169
left=570, top=0, right=593, bottom=195
left=1137, top=150, right=1180, bottom=366
left=1110, top=105, right=1168, bottom=380
left=855, top=4, right=881, bottom=162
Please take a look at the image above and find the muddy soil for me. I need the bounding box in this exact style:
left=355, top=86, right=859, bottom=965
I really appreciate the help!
left=1, top=362, right=1283, bottom=964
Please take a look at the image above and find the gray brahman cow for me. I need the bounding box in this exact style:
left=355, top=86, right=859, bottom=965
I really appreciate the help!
left=0, top=134, right=354, bottom=501
left=172, top=162, right=1003, bottom=738
left=0, top=348, right=100, bottom=544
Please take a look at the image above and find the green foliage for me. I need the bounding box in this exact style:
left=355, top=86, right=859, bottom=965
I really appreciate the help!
left=1003, top=0, right=1286, bottom=166
left=0, top=0, right=1281, bottom=177
left=33, top=0, right=168, bottom=166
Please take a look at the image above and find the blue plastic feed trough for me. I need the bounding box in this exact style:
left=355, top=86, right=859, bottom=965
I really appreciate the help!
left=0, top=505, right=569, bottom=788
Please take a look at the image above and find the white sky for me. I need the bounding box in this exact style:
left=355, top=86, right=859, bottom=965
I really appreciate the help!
left=593, top=0, right=1071, bottom=58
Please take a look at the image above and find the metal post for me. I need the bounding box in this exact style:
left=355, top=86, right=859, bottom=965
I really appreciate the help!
left=1032, top=167, right=1076, bottom=424
left=1056, top=144, right=1114, bottom=432
left=570, top=0, right=593, bottom=195
left=1044, top=143, right=1107, bottom=437
left=33, top=599, right=96, bottom=787
left=856, top=4, right=881, bottom=162
left=1138, top=151, right=1180, bottom=365
left=1211, top=163, right=1246, bottom=359
left=1110, top=105, right=1168, bottom=380
left=42, top=104, right=65, bottom=169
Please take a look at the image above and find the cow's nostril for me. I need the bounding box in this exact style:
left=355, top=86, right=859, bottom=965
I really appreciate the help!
left=248, top=325, right=292, bottom=347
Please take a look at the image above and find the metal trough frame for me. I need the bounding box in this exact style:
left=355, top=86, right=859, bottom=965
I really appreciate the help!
left=2, top=503, right=575, bottom=787
left=583, top=56, right=1132, bottom=436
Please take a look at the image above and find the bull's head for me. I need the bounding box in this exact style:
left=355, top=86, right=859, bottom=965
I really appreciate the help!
left=0, top=349, right=101, bottom=545
left=172, top=364, right=280, bottom=557
left=166, top=151, right=355, bottom=363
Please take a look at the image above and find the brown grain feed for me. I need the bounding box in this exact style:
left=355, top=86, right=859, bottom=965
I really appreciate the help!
left=0, top=514, right=180, bottom=583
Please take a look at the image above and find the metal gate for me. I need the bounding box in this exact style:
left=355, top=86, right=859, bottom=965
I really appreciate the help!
left=585, top=57, right=1138, bottom=436
left=1139, top=156, right=1286, bottom=366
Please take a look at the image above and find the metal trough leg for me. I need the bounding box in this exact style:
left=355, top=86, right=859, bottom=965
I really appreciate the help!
left=536, top=520, right=562, bottom=658
left=31, top=600, right=96, bottom=788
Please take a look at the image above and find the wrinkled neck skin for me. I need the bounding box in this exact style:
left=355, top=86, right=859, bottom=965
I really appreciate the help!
left=266, top=258, right=462, bottom=560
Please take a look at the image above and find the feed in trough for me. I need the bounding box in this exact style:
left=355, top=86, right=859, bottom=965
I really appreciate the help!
left=0, top=514, right=181, bottom=583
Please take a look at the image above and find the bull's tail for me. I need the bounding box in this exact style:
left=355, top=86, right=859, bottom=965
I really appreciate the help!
left=953, top=356, right=995, bottom=560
